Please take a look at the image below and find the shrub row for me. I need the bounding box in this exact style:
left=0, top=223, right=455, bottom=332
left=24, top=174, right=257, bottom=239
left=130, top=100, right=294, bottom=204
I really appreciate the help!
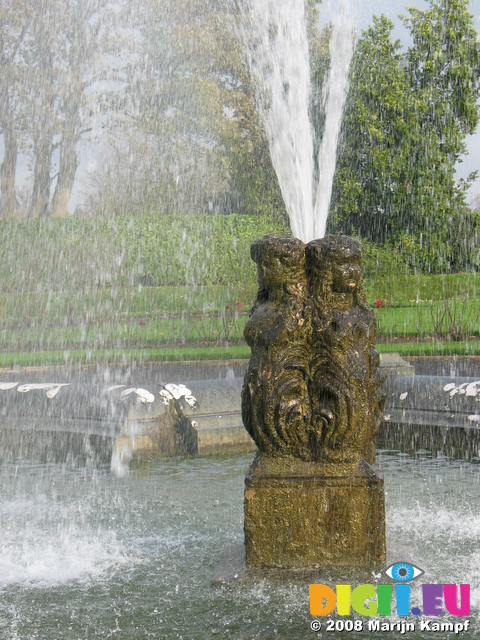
left=3, top=214, right=472, bottom=297
left=0, top=214, right=287, bottom=292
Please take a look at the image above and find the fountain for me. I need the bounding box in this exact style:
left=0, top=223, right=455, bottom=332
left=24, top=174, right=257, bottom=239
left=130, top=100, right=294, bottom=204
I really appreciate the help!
left=241, top=0, right=353, bottom=242
left=241, top=234, right=385, bottom=572
left=235, top=0, right=387, bottom=575
left=228, top=2, right=477, bottom=629
left=0, top=1, right=479, bottom=638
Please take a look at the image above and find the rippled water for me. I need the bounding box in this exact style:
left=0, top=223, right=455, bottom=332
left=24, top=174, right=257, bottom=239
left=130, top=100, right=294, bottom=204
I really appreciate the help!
left=0, top=452, right=479, bottom=639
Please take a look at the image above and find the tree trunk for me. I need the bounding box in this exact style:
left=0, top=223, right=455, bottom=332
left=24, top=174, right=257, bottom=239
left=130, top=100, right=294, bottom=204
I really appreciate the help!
left=50, top=131, right=78, bottom=217
left=51, top=88, right=81, bottom=218
left=0, top=121, right=21, bottom=217
left=29, top=131, right=53, bottom=218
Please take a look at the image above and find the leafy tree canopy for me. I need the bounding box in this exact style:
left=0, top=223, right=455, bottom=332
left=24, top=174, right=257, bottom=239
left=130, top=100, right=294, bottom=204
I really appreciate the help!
left=329, top=0, right=480, bottom=272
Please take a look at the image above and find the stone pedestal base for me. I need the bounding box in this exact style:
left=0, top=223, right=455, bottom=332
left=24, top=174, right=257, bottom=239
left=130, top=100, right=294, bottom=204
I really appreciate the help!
left=244, top=454, right=386, bottom=572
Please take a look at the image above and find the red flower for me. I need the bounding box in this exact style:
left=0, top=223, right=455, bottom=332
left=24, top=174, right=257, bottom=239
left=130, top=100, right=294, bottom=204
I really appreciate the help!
left=225, top=304, right=230, bottom=310
left=236, top=301, right=244, bottom=308
left=139, top=320, right=146, bottom=327
left=375, top=299, right=383, bottom=308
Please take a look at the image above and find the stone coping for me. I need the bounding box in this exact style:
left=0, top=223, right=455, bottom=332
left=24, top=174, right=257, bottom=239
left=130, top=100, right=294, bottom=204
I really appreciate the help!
left=2, top=355, right=480, bottom=463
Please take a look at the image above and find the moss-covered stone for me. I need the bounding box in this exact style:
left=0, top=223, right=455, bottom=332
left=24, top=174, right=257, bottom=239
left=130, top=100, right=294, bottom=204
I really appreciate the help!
left=242, top=234, right=386, bottom=571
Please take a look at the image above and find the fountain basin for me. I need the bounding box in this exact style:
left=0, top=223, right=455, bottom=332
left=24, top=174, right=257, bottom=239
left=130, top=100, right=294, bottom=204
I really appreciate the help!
left=380, top=375, right=480, bottom=460
left=0, top=450, right=478, bottom=639
left=2, top=362, right=480, bottom=463
left=0, top=383, right=171, bottom=465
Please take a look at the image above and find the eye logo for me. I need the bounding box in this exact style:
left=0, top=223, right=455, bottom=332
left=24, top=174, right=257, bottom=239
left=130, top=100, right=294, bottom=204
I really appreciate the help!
left=310, top=561, right=470, bottom=618
left=385, top=562, right=424, bottom=582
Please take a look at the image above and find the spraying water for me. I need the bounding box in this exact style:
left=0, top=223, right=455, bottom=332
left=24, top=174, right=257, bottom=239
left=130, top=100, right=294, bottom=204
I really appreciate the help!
left=314, top=3, right=354, bottom=239
left=241, top=0, right=353, bottom=242
left=242, top=0, right=315, bottom=242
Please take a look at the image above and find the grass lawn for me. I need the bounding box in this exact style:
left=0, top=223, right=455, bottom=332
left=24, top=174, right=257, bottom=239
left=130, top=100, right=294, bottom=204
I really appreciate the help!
left=0, top=272, right=479, bottom=367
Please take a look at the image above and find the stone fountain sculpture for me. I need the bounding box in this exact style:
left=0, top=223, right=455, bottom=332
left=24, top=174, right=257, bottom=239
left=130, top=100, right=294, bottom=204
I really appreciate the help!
left=242, top=234, right=386, bottom=572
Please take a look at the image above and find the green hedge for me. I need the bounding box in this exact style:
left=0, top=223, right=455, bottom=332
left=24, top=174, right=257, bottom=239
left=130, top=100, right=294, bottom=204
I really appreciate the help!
left=3, top=214, right=472, bottom=297
left=0, top=214, right=287, bottom=292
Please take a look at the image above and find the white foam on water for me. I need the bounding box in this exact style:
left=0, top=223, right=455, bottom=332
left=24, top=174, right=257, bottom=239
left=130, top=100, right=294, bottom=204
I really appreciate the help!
left=388, top=503, right=480, bottom=618
left=0, top=476, right=136, bottom=589
left=390, top=505, right=480, bottom=542
left=0, top=526, right=131, bottom=588
left=0, top=467, right=139, bottom=588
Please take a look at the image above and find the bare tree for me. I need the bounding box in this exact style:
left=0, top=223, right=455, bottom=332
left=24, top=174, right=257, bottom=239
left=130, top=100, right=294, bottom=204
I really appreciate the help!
left=0, top=0, right=127, bottom=217
left=0, top=0, right=30, bottom=216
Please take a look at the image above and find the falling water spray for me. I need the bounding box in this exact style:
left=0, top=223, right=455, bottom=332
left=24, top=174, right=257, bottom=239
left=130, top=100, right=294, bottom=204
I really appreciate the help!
left=241, top=0, right=315, bottom=242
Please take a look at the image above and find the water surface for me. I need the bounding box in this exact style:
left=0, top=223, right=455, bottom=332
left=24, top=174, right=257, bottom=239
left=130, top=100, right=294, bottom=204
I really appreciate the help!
left=0, top=452, right=478, bottom=639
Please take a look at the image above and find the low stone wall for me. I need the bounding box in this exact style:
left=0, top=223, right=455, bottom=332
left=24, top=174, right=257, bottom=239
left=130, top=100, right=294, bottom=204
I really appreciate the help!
left=2, top=355, right=479, bottom=464
left=378, top=375, right=480, bottom=460
left=170, top=379, right=253, bottom=456
left=0, top=382, right=172, bottom=464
